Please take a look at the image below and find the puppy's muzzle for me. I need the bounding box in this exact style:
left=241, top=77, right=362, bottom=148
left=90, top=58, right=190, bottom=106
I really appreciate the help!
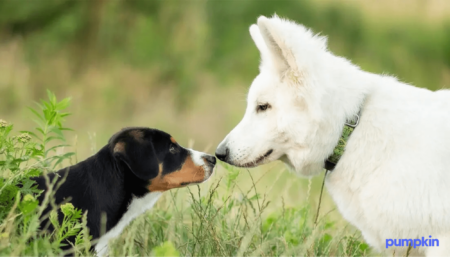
left=202, top=154, right=216, bottom=178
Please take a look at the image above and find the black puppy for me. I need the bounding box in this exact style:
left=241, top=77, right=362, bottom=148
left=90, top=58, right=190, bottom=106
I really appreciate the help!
left=33, top=127, right=216, bottom=255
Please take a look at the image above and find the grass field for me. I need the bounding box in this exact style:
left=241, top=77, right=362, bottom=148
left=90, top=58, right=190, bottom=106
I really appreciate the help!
left=107, top=164, right=371, bottom=256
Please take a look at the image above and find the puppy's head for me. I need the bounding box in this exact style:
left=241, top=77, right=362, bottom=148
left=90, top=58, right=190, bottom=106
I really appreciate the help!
left=109, top=127, right=216, bottom=192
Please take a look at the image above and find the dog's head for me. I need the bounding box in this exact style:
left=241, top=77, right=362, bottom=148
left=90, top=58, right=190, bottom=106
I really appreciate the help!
left=110, top=127, right=216, bottom=192
left=216, top=16, right=348, bottom=176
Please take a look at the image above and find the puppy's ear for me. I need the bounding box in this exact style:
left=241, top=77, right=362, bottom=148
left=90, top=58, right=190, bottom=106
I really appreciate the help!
left=113, top=140, right=159, bottom=180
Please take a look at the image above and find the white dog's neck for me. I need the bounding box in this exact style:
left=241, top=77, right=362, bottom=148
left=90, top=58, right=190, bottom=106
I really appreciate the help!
left=284, top=61, right=374, bottom=175
left=324, top=61, right=373, bottom=119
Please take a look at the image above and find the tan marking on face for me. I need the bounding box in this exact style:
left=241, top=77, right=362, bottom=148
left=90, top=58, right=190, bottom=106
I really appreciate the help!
left=114, top=142, right=125, bottom=153
left=148, top=155, right=205, bottom=192
left=159, top=163, right=163, bottom=173
left=170, top=137, right=177, bottom=144
left=130, top=130, right=144, bottom=142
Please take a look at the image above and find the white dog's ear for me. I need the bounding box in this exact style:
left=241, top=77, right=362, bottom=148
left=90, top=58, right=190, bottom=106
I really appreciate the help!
left=249, top=24, right=270, bottom=63
left=257, top=16, right=298, bottom=74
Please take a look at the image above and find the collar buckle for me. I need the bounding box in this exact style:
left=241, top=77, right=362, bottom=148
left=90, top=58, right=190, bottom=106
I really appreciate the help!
left=344, top=113, right=360, bottom=128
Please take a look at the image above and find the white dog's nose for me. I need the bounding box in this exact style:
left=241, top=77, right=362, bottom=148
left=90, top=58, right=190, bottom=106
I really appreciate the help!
left=215, top=144, right=229, bottom=162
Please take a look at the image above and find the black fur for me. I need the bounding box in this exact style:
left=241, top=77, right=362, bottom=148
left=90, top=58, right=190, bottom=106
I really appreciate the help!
left=31, top=127, right=214, bottom=252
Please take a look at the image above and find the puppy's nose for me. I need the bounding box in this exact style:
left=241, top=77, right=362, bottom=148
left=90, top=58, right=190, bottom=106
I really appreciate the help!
left=205, top=155, right=216, bottom=166
left=215, top=146, right=229, bottom=162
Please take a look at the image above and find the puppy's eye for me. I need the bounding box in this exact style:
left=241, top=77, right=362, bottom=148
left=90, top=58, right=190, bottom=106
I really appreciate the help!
left=257, top=103, right=270, bottom=112
left=169, top=145, right=177, bottom=154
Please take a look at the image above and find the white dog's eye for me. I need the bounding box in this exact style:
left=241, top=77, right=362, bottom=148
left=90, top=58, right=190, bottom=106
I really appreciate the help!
left=169, top=145, right=177, bottom=154
left=257, top=103, right=270, bottom=112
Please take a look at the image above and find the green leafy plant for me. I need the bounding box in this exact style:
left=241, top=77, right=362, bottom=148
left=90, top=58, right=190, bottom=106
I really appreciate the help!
left=0, top=91, right=90, bottom=256
left=25, top=89, right=74, bottom=167
left=49, top=203, right=91, bottom=252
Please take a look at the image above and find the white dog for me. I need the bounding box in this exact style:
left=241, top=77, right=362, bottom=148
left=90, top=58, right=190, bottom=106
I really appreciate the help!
left=215, top=15, right=450, bottom=256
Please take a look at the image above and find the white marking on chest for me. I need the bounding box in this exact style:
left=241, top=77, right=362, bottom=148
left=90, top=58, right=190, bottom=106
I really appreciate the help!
left=95, top=192, right=162, bottom=256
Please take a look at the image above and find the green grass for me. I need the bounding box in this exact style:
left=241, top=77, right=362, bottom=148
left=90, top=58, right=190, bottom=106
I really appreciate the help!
left=108, top=165, right=370, bottom=256
left=0, top=92, right=371, bottom=256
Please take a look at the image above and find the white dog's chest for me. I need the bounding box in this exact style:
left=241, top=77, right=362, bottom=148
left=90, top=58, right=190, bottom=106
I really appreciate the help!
left=325, top=148, right=450, bottom=255
left=325, top=170, right=395, bottom=252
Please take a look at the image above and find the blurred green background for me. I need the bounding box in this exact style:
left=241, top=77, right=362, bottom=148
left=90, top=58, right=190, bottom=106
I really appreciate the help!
left=1, top=0, right=449, bottom=224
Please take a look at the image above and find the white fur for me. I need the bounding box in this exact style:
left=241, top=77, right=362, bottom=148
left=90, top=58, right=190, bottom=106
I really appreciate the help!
left=217, top=15, right=450, bottom=256
left=95, top=192, right=162, bottom=256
